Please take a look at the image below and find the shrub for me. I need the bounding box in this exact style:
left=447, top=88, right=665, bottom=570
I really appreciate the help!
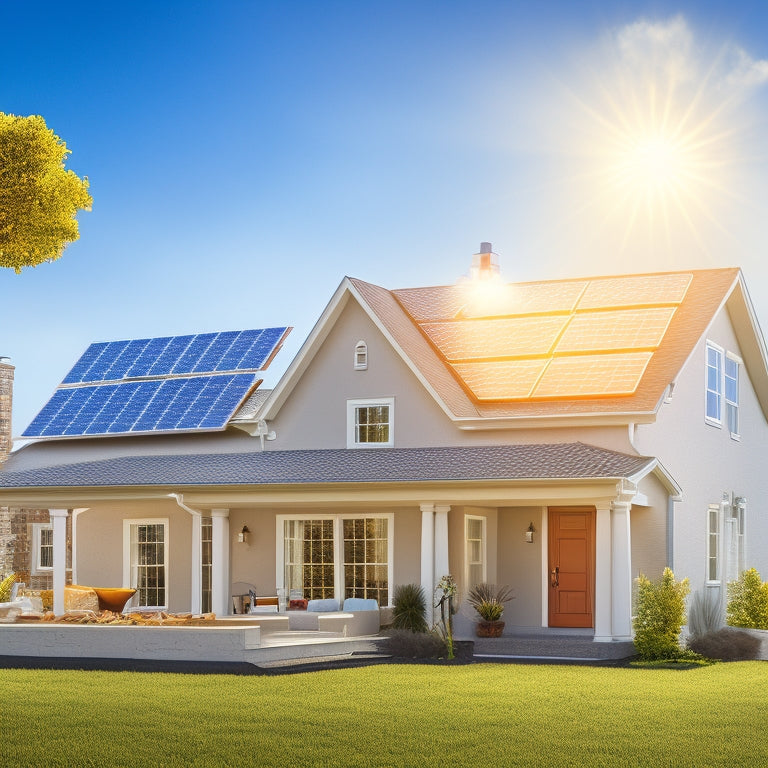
left=385, top=629, right=447, bottom=659
left=687, top=588, right=722, bottom=638
left=0, top=572, right=16, bottom=602
left=687, top=627, right=763, bottom=661
left=391, top=583, right=428, bottom=633
left=466, top=583, right=515, bottom=622
left=633, top=568, right=690, bottom=661
left=726, top=568, right=768, bottom=629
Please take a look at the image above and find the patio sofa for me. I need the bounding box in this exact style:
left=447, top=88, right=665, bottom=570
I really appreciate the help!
left=286, top=598, right=380, bottom=635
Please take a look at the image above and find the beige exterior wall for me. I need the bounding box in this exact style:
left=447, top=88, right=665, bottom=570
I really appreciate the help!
left=634, top=306, right=768, bottom=593
left=630, top=473, right=670, bottom=582
left=268, top=297, right=635, bottom=453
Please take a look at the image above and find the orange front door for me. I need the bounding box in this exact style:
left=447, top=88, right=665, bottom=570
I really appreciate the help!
left=548, top=507, right=595, bottom=628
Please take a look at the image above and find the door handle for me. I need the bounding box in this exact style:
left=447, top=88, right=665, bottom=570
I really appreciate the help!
left=550, top=567, right=559, bottom=588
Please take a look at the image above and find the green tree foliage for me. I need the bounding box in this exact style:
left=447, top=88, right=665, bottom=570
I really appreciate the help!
left=633, top=567, right=690, bottom=660
left=727, top=568, right=768, bottom=629
left=0, top=113, right=92, bottom=272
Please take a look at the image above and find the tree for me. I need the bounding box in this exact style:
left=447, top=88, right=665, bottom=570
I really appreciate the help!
left=0, top=113, right=92, bottom=272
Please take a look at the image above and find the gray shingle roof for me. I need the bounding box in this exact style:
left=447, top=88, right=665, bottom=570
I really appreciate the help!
left=0, top=442, right=654, bottom=489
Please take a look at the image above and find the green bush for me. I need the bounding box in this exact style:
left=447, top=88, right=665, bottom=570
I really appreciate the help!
left=727, top=568, right=768, bottom=629
left=633, top=568, right=690, bottom=660
left=391, top=583, right=428, bottom=633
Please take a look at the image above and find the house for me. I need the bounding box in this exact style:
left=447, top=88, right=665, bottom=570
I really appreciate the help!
left=0, top=245, right=766, bottom=642
left=0, top=359, right=69, bottom=591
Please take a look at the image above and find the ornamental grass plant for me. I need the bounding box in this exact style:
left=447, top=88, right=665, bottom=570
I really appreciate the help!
left=466, top=582, right=515, bottom=621
left=391, top=583, right=428, bottom=633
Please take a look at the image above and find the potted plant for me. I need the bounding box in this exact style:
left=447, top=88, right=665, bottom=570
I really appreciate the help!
left=467, top=583, right=515, bottom=637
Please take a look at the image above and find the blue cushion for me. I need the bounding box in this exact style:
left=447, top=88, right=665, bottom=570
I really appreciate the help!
left=343, top=598, right=378, bottom=611
left=306, top=598, right=339, bottom=612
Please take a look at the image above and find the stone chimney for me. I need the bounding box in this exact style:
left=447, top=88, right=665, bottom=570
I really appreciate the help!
left=0, top=360, right=12, bottom=465
left=470, top=242, right=501, bottom=281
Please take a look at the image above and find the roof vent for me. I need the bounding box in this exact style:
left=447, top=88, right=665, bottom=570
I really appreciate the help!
left=470, top=242, right=500, bottom=281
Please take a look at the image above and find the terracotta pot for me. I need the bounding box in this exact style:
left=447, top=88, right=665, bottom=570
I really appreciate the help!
left=476, top=620, right=505, bottom=638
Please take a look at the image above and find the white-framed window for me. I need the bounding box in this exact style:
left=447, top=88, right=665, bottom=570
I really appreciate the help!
left=123, top=519, right=169, bottom=608
left=354, top=340, right=368, bottom=371
left=725, top=355, right=740, bottom=438
left=201, top=516, right=212, bottom=614
left=707, top=504, right=720, bottom=584
left=346, top=397, right=394, bottom=448
left=31, top=523, right=53, bottom=574
left=465, top=515, right=486, bottom=591
left=706, top=342, right=723, bottom=425
left=277, top=514, right=393, bottom=606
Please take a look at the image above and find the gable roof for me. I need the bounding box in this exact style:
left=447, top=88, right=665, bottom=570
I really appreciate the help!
left=256, top=267, right=760, bottom=429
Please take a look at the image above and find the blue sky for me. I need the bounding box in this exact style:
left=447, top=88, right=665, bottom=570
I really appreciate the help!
left=3, top=1, right=768, bottom=436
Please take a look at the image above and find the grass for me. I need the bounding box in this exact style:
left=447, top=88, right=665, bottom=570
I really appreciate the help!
left=1, top=663, right=766, bottom=767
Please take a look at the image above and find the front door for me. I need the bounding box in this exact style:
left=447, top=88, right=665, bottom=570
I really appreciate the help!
left=548, top=507, right=595, bottom=628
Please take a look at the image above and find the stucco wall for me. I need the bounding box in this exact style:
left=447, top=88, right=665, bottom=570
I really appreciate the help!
left=631, top=473, right=670, bottom=582
left=634, top=306, right=768, bottom=593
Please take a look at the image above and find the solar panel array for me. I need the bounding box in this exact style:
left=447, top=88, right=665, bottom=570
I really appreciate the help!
left=24, top=328, right=289, bottom=439
left=393, top=272, right=693, bottom=402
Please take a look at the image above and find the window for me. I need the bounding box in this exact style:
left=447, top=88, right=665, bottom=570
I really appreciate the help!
left=279, top=515, right=392, bottom=605
left=706, top=343, right=723, bottom=424
left=725, top=356, right=739, bottom=437
left=465, top=516, right=486, bottom=591
left=354, top=340, right=368, bottom=371
left=707, top=504, right=720, bottom=583
left=347, top=398, right=394, bottom=448
left=124, top=519, right=168, bottom=608
left=201, top=516, right=212, bottom=614
left=726, top=498, right=747, bottom=582
left=31, top=523, right=53, bottom=574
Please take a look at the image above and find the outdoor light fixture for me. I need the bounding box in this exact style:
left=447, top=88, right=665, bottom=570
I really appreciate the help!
left=525, top=522, right=535, bottom=544
left=238, top=525, right=250, bottom=544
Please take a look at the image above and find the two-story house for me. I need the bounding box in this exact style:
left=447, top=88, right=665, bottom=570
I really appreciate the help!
left=0, top=247, right=765, bottom=643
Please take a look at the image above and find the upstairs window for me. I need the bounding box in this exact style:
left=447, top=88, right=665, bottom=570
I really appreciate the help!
left=706, top=343, right=723, bottom=424
left=725, top=356, right=739, bottom=437
left=354, top=341, right=368, bottom=370
left=347, top=398, right=394, bottom=448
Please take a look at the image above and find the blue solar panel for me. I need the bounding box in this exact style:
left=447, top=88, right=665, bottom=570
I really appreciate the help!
left=22, top=326, right=288, bottom=438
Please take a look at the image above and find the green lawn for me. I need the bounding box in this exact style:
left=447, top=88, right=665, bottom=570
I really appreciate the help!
left=1, top=662, right=766, bottom=767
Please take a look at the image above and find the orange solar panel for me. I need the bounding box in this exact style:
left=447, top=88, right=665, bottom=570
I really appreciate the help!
left=459, top=281, right=588, bottom=318
left=451, top=360, right=548, bottom=400
left=577, top=273, right=692, bottom=310
left=532, top=353, right=653, bottom=398
left=394, top=286, right=467, bottom=321
left=421, top=316, right=567, bottom=361
left=555, top=307, right=676, bottom=353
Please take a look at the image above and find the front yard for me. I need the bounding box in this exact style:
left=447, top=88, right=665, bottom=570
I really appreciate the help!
left=1, top=662, right=765, bottom=767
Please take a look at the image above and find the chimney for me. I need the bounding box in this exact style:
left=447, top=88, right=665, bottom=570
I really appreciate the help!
left=470, top=242, right=500, bottom=281
left=0, top=359, right=13, bottom=465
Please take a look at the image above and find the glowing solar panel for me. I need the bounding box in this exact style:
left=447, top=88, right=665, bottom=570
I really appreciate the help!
left=532, top=353, right=653, bottom=398
left=577, top=273, right=692, bottom=310
left=459, top=281, right=588, bottom=319
left=555, top=308, right=676, bottom=354
left=421, top=316, right=567, bottom=361
left=451, top=360, right=547, bottom=400
left=24, top=326, right=290, bottom=439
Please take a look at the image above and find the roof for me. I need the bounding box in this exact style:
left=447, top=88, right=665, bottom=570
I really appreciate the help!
left=260, top=267, right=749, bottom=428
left=0, top=442, right=654, bottom=489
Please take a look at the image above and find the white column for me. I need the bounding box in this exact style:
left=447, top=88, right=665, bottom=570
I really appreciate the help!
left=420, top=504, right=435, bottom=627
left=433, top=505, right=450, bottom=586
left=611, top=500, right=633, bottom=640
left=190, top=513, right=202, bottom=615
left=50, top=508, right=68, bottom=616
left=211, top=508, right=230, bottom=616
left=593, top=503, right=613, bottom=642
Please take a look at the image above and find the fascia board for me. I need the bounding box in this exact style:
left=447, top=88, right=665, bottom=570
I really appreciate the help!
left=454, top=411, right=657, bottom=430
left=254, top=278, right=353, bottom=423
left=627, top=457, right=683, bottom=501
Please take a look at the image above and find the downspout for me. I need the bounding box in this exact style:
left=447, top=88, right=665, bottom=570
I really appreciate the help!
left=169, top=493, right=204, bottom=614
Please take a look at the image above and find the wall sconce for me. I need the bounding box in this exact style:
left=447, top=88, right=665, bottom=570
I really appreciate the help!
left=525, top=522, right=535, bottom=544
left=237, top=525, right=250, bottom=544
